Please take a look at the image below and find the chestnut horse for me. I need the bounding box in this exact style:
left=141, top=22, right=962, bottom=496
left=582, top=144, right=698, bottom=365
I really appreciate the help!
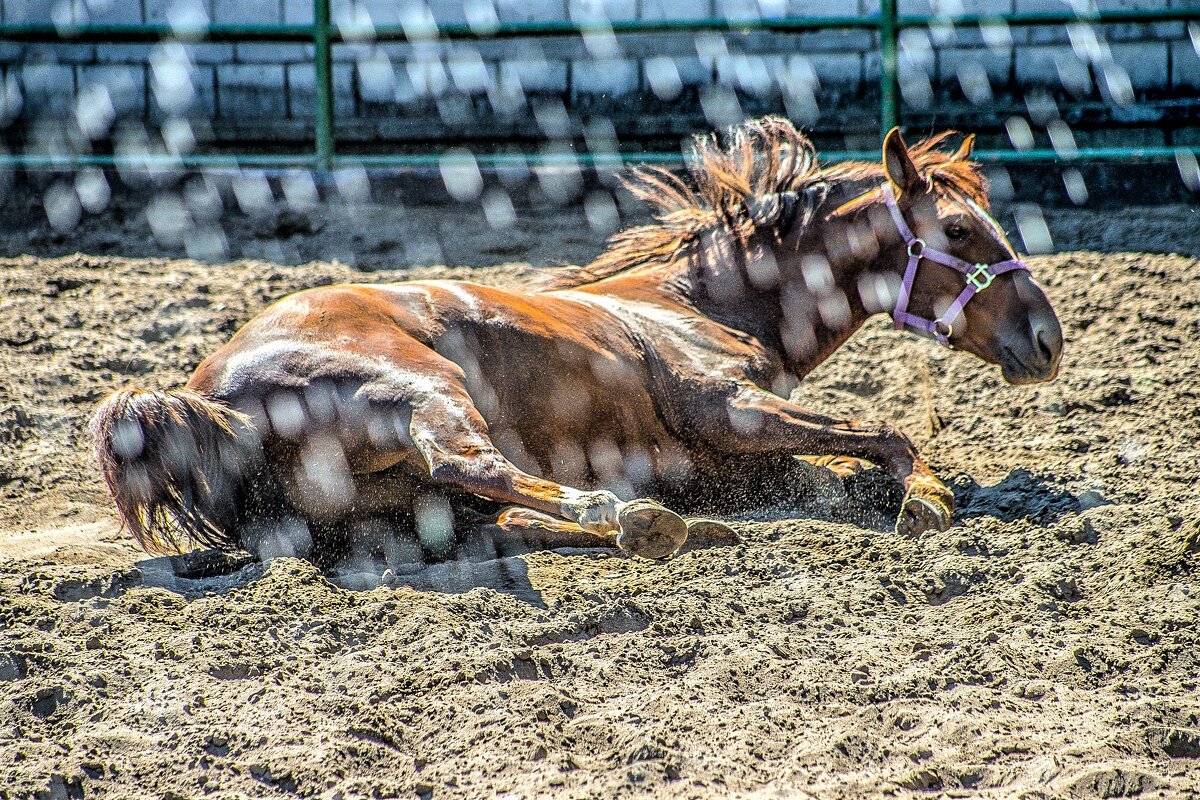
left=92, top=118, right=1063, bottom=565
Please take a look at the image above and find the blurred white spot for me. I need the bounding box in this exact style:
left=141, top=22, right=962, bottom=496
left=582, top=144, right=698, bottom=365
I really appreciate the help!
left=980, top=19, right=1012, bottom=54
left=1061, top=167, right=1088, bottom=205
left=1014, top=204, right=1053, bottom=254
left=282, top=169, right=319, bottom=212
left=956, top=61, right=992, bottom=105
left=464, top=0, right=499, bottom=35
left=150, top=42, right=195, bottom=114
left=111, top=418, right=144, bottom=459
left=1045, top=120, right=1077, bottom=157
left=586, top=437, right=624, bottom=483
left=75, top=83, right=114, bottom=139
left=482, top=187, right=517, bottom=229
left=406, top=55, right=449, bottom=98
left=1055, top=53, right=1092, bottom=97
left=399, top=1, right=437, bottom=42
left=52, top=0, right=87, bottom=31
left=1175, top=148, right=1200, bottom=192
left=581, top=25, right=620, bottom=60
left=780, top=316, right=817, bottom=363
left=0, top=74, right=23, bottom=123
left=74, top=167, right=110, bottom=214
left=857, top=271, right=900, bottom=314
left=1190, top=22, right=1200, bottom=57
left=1099, top=61, right=1133, bottom=105
left=440, top=148, right=483, bottom=202
left=161, top=117, right=195, bottom=157
left=735, top=250, right=772, bottom=292
left=333, top=166, right=371, bottom=204
left=583, top=117, right=617, bottom=156
left=728, top=403, right=763, bottom=435
left=899, top=29, right=933, bottom=68
left=817, top=289, right=850, bottom=329
left=645, top=57, right=682, bottom=101
left=985, top=165, right=1015, bottom=201
left=1066, top=22, right=1104, bottom=63
left=800, top=254, right=833, bottom=293
left=357, top=50, right=396, bottom=102
left=694, top=32, right=728, bottom=69
left=44, top=182, right=81, bottom=232
left=533, top=99, right=571, bottom=140
left=414, top=494, right=454, bottom=553
left=184, top=174, right=223, bottom=222
left=1024, top=90, right=1058, bottom=126
left=719, top=55, right=770, bottom=97
left=266, top=392, right=307, bottom=439
left=899, top=66, right=933, bottom=110
left=534, top=144, right=583, bottom=204
left=253, top=517, right=313, bottom=562
left=780, top=56, right=819, bottom=125
left=167, top=0, right=210, bottom=37
left=232, top=170, right=273, bottom=216
left=1005, top=116, right=1034, bottom=151
left=583, top=190, right=619, bottom=234
left=184, top=227, right=228, bottom=260
left=700, top=86, right=741, bottom=128
left=336, top=2, right=376, bottom=43
left=449, top=48, right=489, bottom=95
left=489, top=62, right=526, bottom=114
left=146, top=193, right=191, bottom=245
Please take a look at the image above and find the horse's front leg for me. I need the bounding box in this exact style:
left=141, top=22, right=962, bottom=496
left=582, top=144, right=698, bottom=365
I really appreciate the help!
left=691, top=385, right=954, bottom=536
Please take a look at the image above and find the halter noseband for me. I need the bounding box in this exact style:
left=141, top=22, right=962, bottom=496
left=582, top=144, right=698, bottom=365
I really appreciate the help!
left=882, top=183, right=1029, bottom=347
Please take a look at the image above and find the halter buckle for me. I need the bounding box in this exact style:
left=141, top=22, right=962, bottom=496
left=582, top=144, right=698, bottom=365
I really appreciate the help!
left=907, top=238, right=925, bottom=258
left=966, top=263, right=995, bottom=292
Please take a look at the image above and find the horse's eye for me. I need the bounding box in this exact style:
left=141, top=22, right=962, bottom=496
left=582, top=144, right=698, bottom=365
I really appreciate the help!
left=945, top=224, right=969, bottom=241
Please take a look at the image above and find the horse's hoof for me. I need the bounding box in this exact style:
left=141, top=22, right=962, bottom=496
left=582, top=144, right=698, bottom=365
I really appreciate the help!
left=616, top=499, right=689, bottom=559
left=896, top=482, right=954, bottom=537
left=682, top=518, right=743, bottom=549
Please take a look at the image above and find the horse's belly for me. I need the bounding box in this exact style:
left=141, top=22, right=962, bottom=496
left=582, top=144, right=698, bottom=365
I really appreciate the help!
left=475, top=373, right=690, bottom=495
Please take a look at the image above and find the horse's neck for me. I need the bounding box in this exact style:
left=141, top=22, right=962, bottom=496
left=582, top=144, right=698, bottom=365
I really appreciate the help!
left=681, top=226, right=881, bottom=379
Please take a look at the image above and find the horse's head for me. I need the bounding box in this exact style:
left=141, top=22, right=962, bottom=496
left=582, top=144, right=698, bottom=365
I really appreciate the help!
left=878, top=128, right=1063, bottom=385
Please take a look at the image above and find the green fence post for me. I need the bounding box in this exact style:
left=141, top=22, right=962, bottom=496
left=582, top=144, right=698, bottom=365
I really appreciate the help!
left=313, top=0, right=334, bottom=170
left=879, top=0, right=899, bottom=135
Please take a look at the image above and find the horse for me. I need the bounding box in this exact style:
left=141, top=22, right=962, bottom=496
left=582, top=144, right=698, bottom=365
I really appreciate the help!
left=91, top=117, right=1063, bottom=568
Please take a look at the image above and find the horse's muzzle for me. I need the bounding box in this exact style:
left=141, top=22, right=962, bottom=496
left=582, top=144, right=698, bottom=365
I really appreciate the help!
left=1000, top=311, right=1063, bottom=385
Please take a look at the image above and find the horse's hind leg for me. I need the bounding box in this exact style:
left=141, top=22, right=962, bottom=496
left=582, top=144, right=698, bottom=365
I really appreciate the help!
left=405, top=381, right=688, bottom=559
left=798, top=454, right=873, bottom=480
left=492, top=507, right=741, bottom=552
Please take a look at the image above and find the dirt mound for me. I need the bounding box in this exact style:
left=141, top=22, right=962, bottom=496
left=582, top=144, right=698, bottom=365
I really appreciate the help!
left=2, top=229, right=1200, bottom=797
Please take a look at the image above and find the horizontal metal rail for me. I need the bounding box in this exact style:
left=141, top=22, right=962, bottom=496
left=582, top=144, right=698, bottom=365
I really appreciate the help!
left=6, top=146, right=1193, bottom=173
left=0, top=7, right=1196, bottom=172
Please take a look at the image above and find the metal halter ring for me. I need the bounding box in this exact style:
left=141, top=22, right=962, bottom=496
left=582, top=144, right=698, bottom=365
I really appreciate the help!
left=907, top=238, right=926, bottom=258
left=934, top=319, right=953, bottom=339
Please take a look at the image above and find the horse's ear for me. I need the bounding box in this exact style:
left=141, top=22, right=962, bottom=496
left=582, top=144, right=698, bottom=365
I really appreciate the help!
left=951, top=133, right=976, bottom=162
left=883, top=127, right=922, bottom=195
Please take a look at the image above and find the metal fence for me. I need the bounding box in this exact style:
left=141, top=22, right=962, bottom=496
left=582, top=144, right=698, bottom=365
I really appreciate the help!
left=2, top=0, right=1198, bottom=171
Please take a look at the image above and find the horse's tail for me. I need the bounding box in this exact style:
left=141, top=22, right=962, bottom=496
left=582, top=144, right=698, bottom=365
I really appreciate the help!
left=90, top=388, right=262, bottom=556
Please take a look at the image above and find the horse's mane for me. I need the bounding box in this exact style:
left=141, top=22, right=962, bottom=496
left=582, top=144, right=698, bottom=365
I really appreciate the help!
left=536, top=116, right=986, bottom=291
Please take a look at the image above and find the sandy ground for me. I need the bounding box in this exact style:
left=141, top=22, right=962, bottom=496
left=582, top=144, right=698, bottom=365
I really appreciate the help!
left=1, top=195, right=1200, bottom=799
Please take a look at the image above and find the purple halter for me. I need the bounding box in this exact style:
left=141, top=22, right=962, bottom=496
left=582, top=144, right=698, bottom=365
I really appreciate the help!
left=882, top=183, right=1029, bottom=347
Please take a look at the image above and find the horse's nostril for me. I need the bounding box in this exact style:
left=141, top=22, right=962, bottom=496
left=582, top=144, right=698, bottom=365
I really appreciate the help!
left=1036, top=329, right=1053, bottom=361
left=1031, top=317, right=1063, bottom=364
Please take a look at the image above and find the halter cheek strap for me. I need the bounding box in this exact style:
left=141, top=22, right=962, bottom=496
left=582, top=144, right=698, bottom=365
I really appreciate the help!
left=882, top=183, right=1029, bottom=347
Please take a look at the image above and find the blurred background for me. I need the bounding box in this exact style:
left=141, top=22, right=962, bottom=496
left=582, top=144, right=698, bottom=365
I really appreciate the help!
left=0, top=0, right=1196, bottom=266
